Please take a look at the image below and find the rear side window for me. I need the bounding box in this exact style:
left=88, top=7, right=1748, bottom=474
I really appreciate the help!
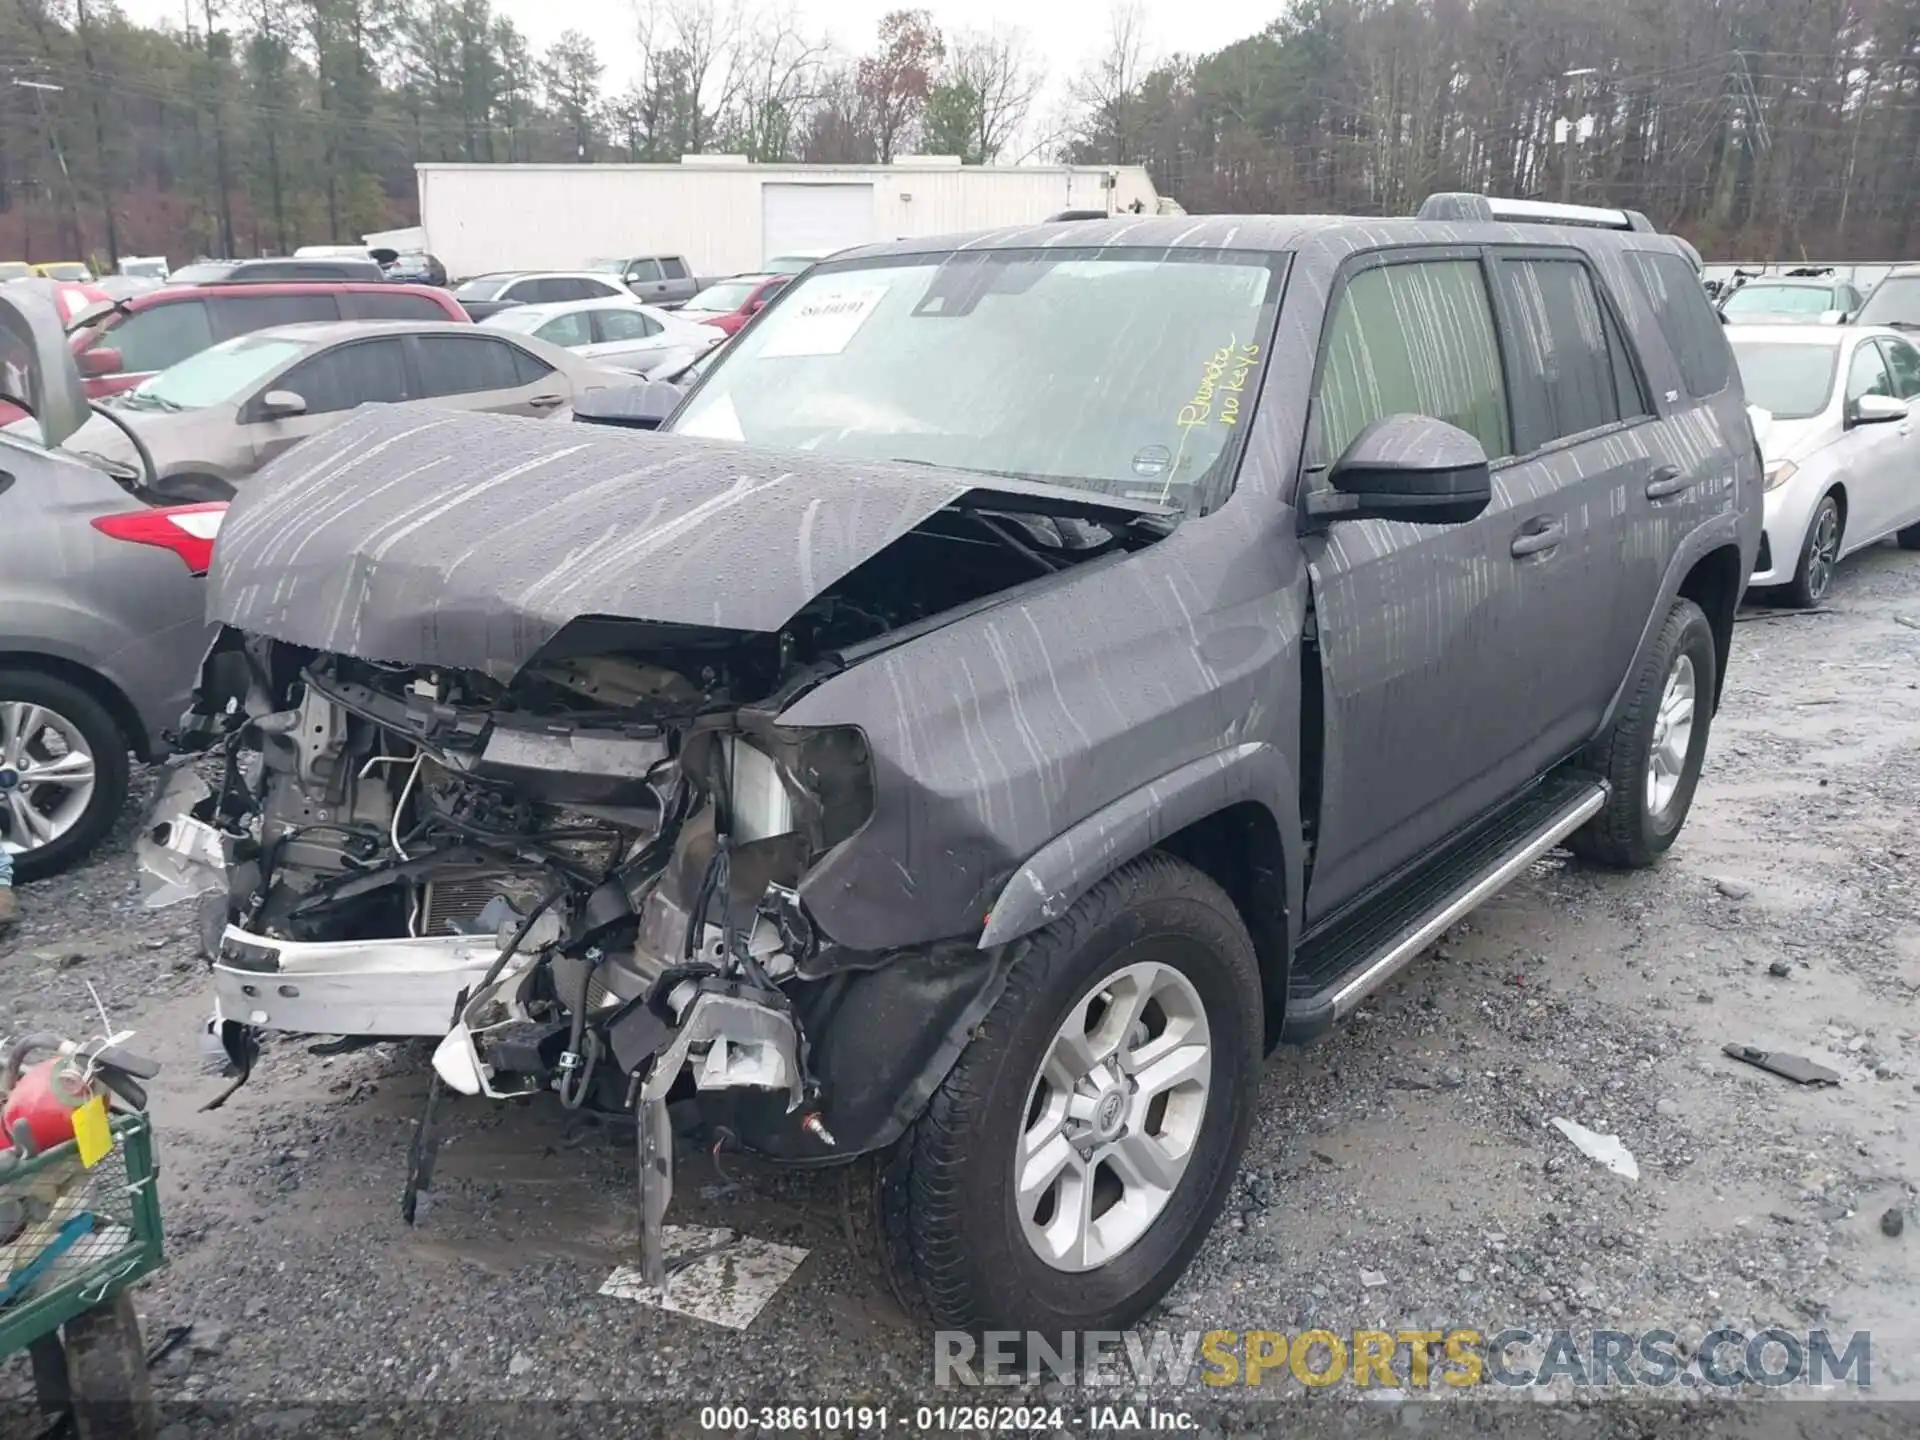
left=1625, top=250, right=1731, bottom=399
left=279, top=339, right=411, bottom=415
left=510, top=345, right=554, bottom=385
left=1316, top=258, right=1512, bottom=462
left=97, top=300, right=213, bottom=372
left=626, top=260, right=664, bottom=283
left=212, top=293, right=340, bottom=337
left=661, top=258, right=689, bottom=280
left=342, top=292, right=451, bottom=323
left=414, top=335, right=527, bottom=396
left=1496, top=257, right=1635, bottom=447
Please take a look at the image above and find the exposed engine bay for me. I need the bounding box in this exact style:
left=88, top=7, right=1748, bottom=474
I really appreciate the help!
left=143, top=490, right=1168, bottom=1286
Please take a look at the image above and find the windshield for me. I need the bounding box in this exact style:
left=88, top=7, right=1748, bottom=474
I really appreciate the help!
left=1731, top=341, right=1839, bottom=421
left=167, top=262, right=232, bottom=284
left=0, top=263, right=32, bottom=282
left=1723, top=284, right=1835, bottom=316
left=455, top=276, right=510, bottom=300
left=121, top=260, right=167, bottom=279
left=1856, top=277, right=1920, bottom=328
left=119, top=334, right=307, bottom=411
left=670, top=249, right=1282, bottom=508
left=41, top=264, right=91, bottom=282
left=683, top=281, right=758, bottom=314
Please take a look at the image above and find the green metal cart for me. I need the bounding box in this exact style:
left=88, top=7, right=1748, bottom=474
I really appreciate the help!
left=0, top=1112, right=165, bottom=1440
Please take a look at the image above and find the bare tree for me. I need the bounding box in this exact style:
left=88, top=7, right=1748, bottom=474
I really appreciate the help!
left=1070, top=0, right=1151, bottom=165
left=729, top=3, right=832, bottom=161
left=923, top=26, right=1043, bottom=162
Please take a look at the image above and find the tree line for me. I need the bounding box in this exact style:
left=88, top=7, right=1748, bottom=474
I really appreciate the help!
left=4, top=0, right=1919, bottom=267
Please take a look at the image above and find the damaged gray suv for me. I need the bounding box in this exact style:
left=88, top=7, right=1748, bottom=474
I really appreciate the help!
left=141, top=194, right=1760, bottom=1333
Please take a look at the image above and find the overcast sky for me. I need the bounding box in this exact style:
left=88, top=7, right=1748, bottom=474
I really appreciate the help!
left=122, top=1, right=1268, bottom=140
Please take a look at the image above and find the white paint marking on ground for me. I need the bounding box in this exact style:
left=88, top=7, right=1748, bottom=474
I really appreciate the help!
left=599, top=1224, right=809, bottom=1330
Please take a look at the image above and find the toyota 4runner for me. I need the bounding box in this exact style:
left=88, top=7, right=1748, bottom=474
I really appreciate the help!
left=139, top=193, right=1760, bottom=1333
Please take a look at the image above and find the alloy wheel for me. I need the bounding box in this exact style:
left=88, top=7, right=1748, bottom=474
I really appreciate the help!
left=1806, top=502, right=1840, bottom=602
left=1645, top=653, right=1698, bottom=821
left=1016, top=959, right=1213, bottom=1272
left=0, top=701, right=99, bottom=857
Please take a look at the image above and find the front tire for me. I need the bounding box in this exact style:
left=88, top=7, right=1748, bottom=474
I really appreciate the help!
left=0, top=669, right=132, bottom=882
left=1569, top=598, right=1717, bottom=869
left=1784, top=493, right=1843, bottom=607
left=877, top=853, right=1261, bottom=1332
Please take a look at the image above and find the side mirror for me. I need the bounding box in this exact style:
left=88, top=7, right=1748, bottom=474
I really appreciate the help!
left=259, top=389, right=307, bottom=419
left=1850, top=393, right=1906, bottom=426
left=1306, top=414, right=1492, bottom=526
left=78, top=345, right=124, bottom=378
left=569, top=379, right=684, bottom=431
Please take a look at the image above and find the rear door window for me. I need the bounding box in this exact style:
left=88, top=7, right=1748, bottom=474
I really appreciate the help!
left=661, top=258, right=689, bottom=280
left=594, top=309, right=661, bottom=342
left=1316, top=257, right=1512, bottom=462
left=341, top=291, right=451, bottom=322
left=212, top=293, right=340, bottom=338
left=95, top=300, right=214, bottom=372
left=1495, top=256, right=1632, bottom=448
left=534, top=312, right=592, bottom=348
left=276, top=338, right=411, bottom=415
left=413, top=335, right=528, bottom=396
left=1624, top=250, right=1732, bottom=399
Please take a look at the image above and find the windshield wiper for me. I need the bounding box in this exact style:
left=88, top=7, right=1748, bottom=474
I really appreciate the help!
left=115, top=391, right=181, bottom=413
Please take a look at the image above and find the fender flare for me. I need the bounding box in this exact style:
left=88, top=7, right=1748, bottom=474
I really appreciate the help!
left=1599, top=512, right=1746, bottom=733
left=977, top=741, right=1304, bottom=951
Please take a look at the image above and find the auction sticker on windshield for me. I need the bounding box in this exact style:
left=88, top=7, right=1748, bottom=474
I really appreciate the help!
left=756, top=282, right=889, bottom=358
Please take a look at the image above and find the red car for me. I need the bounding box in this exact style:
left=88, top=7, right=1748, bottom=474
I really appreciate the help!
left=675, top=273, right=789, bottom=336
left=67, top=281, right=469, bottom=398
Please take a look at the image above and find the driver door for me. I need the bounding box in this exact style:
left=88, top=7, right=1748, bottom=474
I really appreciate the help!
left=1300, top=249, right=1563, bottom=922
left=243, top=337, right=412, bottom=468
left=1838, top=340, right=1910, bottom=546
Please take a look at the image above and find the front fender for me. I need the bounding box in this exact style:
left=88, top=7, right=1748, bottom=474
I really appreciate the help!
left=978, top=742, right=1303, bottom=950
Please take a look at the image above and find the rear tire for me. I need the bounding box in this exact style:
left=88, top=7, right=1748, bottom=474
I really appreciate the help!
left=1568, top=598, right=1717, bottom=870
left=0, top=668, right=132, bottom=882
left=876, top=852, right=1261, bottom=1333
left=1783, top=493, right=1843, bottom=607
left=1898, top=520, right=1920, bottom=551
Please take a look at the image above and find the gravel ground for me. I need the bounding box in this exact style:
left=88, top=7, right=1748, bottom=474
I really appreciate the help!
left=1, top=545, right=1917, bottom=1436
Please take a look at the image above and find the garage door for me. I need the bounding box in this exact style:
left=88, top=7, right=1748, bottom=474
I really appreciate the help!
left=761, top=183, right=876, bottom=264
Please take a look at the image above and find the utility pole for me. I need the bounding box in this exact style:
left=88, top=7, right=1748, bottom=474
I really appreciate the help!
left=13, top=78, right=80, bottom=258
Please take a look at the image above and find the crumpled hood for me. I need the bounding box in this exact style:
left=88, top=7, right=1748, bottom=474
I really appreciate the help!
left=207, top=405, right=1163, bottom=678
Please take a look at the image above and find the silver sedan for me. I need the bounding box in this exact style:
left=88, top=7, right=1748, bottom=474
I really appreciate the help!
left=480, top=298, right=725, bottom=374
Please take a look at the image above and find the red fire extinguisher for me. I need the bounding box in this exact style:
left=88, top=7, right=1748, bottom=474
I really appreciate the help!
left=0, top=1033, right=155, bottom=1156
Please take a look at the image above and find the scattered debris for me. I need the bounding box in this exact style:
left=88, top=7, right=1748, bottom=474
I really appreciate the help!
left=1549, top=1117, right=1639, bottom=1181
left=1723, top=1044, right=1842, bottom=1087
left=1360, top=1269, right=1388, bottom=1288
left=507, top=1351, right=535, bottom=1377
left=1895, top=615, right=1920, bottom=631
left=600, top=1223, right=809, bottom=1330
left=1883, top=1209, right=1906, bottom=1239
left=1714, top=878, right=1753, bottom=900
left=1768, top=961, right=1793, bottom=979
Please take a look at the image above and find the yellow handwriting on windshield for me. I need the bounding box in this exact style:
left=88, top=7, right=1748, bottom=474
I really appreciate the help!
left=1178, top=338, right=1261, bottom=430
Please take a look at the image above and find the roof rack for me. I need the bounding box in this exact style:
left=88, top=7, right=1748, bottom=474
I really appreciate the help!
left=1417, top=192, right=1656, bottom=233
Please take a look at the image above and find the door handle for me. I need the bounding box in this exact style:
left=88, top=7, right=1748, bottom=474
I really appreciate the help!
left=1510, top=517, right=1566, bottom=557
left=1645, top=464, right=1691, bottom=499
left=528, top=393, right=565, bottom=409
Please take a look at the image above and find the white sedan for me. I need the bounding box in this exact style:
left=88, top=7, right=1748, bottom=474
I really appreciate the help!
left=1728, top=322, right=1920, bottom=606
left=479, top=298, right=725, bottom=374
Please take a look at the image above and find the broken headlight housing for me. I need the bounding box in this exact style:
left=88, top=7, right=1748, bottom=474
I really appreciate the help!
left=709, top=725, right=875, bottom=857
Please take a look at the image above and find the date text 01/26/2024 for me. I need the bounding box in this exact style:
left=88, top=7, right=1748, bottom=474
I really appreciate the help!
left=697, top=1405, right=1199, bottom=1431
